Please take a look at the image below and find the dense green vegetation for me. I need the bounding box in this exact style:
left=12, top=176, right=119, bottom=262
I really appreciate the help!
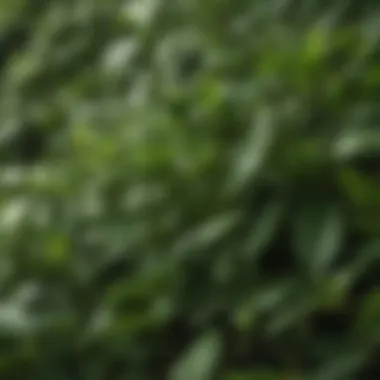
left=0, top=0, right=380, bottom=379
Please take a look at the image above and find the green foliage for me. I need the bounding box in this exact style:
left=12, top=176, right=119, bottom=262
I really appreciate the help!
left=0, top=0, right=380, bottom=379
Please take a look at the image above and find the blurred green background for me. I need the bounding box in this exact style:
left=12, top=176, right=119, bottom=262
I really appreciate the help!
left=0, top=0, right=380, bottom=379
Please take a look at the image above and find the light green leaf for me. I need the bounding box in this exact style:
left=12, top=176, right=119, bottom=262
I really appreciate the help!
left=173, top=211, right=240, bottom=257
left=228, top=109, right=276, bottom=191
left=334, top=129, right=380, bottom=161
left=169, top=330, right=223, bottom=380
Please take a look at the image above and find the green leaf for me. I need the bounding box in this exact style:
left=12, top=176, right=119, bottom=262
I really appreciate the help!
left=224, top=370, right=299, bottom=380
left=353, top=288, right=380, bottom=344
left=334, top=129, right=380, bottom=162
left=243, top=199, right=285, bottom=259
left=173, top=211, right=240, bottom=257
left=169, top=330, right=223, bottom=380
left=311, top=348, right=368, bottom=380
left=293, top=202, right=344, bottom=278
left=303, top=27, right=329, bottom=64
left=228, top=109, right=276, bottom=192
left=338, top=167, right=380, bottom=207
